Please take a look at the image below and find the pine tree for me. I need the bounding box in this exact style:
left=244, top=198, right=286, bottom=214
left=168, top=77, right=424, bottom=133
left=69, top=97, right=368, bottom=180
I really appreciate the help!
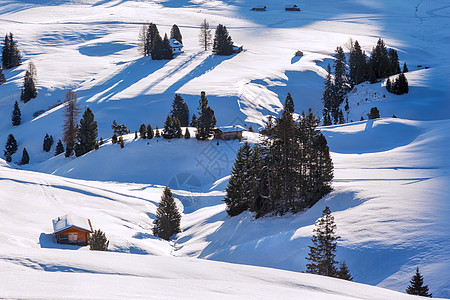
left=161, top=33, right=174, bottom=60
left=11, top=101, right=21, bottom=126
left=336, top=261, right=353, bottom=281
left=20, top=61, right=37, bottom=103
left=74, top=108, right=98, bottom=157
left=224, top=142, right=255, bottom=216
left=163, top=115, right=182, bottom=139
left=2, top=33, right=21, bottom=69
left=348, top=40, right=368, bottom=86
left=171, top=94, right=190, bottom=127
left=4, top=133, right=18, bottom=162
left=63, top=90, right=81, bottom=157
left=190, top=114, right=198, bottom=127
left=369, top=38, right=392, bottom=79
left=20, top=148, right=29, bottom=165
left=119, top=136, right=124, bottom=148
left=390, top=73, right=408, bottom=95
left=0, top=67, right=6, bottom=84
left=153, top=186, right=182, bottom=240
left=155, top=126, right=160, bottom=138
left=139, top=124, right=147, bottom=139
left=332, top=46, right=349, bottom=124
left=43, top=133, right=54, bottom=152
left=138, top=23, right=159, bottom=56
left=111, top=133, right=118, bottom=144
left=111, top=120, right=130, bottom=136
left=284, top=92, right=295, bottom=113
left=147, top=124, right=154, bottom=139
left=55, top=139, right=64, bottom=156
left=306, top=206, right=340, bottom=277
left=199, top=19, right=212, bottom=51
left=322, top=64, right=334, bottom=126
left=88, top=229, right=109, bottom=251
left=403, top=62, right=408, bottom=73
left=367, top=107, right=380, bottom=119
left=170, top=24, right=183, bottom=44
left=196, top=91, right=216, bottom=140
left=184, top=127, right=190, bottom=139
left=151, top=32, right=164, bottom=60
left=406, top=267, right=432, bottom=297
left=213, top=24, right=234, bottom=55
left=388, top=48, right=400, bottom=75
left=134, top=131, right=138, bottom=139
left=386, top=78, right=392, bottom=93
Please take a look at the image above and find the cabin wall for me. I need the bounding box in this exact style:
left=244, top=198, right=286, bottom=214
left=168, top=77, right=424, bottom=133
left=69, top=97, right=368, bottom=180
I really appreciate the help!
left=56, top=228, right=90, bottom=245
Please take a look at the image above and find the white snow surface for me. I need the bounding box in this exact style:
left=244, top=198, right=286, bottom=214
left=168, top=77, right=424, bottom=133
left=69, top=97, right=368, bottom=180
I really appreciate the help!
left=0, top=0, right=449, bottom=298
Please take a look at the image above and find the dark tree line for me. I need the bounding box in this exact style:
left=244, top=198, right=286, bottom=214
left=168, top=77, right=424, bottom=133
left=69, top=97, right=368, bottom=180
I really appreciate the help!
left=225, top=95, right=333, bottom=218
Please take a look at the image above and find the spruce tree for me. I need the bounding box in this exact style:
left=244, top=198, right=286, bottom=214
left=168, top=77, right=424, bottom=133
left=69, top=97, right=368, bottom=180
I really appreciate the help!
left=337, top=261, right=353, bottom=281
left=153, top=186, right=182, bottom=241
left=322, top=64, right=334, bottom=126
left=147, top=124, right=154, bottom=139
left=55, top=139, right=64, bottom=156
left=63, top=90, right=81, bottom=157
left=111, top=120, right=130, bottom=136
left=20, top=61, right=37, bottom=103
left=20, top=148, right=29, bottom=165
left=369, top=38, right=392, bottom=79
left=2, top=33, right=21, bottom=69
left=139, top=23, right=159, bottom=56
left=4, top=133, right=18, bottom=162
left=306, top=206, right=340, bottom=277
left=151, top=32, right=164, bottom=60
left=199, top=19, right=212, bottom=51
left=139, top=124, right=147, bottom=139
left=388, top=48, right=400, bottom=74
left=403, top=62, right=408, bottom=73
left=155, top=126, right=160, bottom=138
left=111, top=133, right=118, bottom=144
left=196, top=91, right=216, bottom=140
left=213, top=24, right=233, bottom=55
left=163, top=115, right=175, bottom=139
left=162, top=34, right=174, bottom=60
left=119, top=136, right=124, bottom=148
left=88, top=229, right=109, bottom=251
left=190, top=114, right=198, bottom=127
left=170, top=24, right=183, bottom=44
left=170, top=94, right=190, bottom=127
left=406, top=267, right=432, bottom=297
left=0, top=67, right=6, bottom=84
left=184, top=127, right=190, bottom=139
left=332, top=46, right=349, bottom=124
left=74, top=108, right=98, bottom=157
left=224, top=142, right=254, bottom=216
left=367, top=107, right=380, bottom=119
left=43, top=133, right=54, bottom=152
left=348, top=40, right=368, bottom=86
left=284, top=92, right=295, bottom=113
left=390, top=73, right=408, bottom=95
left=11, top=101, right=21, bottom=126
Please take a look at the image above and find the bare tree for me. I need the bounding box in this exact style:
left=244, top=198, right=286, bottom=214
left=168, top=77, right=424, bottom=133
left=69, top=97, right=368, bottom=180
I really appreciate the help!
left=63, top=90, right=81, bottom=157
left=199, top=19, right=212, bottom=51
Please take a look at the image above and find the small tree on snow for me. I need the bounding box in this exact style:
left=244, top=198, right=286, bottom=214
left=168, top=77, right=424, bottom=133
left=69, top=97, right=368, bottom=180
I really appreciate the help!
left=153, top=186, right=181, bottom=240
left=199, top=19, right=212, bottom=51
left=88, top=229, right=109, bottom=251
left=20, top=148, right=29, bottom=165
left=11, top=101, right=21, bottom=126
left=406, top=267, right=432, bottom=297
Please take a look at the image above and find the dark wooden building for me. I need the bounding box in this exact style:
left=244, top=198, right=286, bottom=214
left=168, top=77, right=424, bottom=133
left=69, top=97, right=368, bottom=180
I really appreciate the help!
left=285, top=5, right=301, bottom=11
left=214, top=125, right=246, bottom=140
left=251, top=6, right=267, bottom=11
left=52, top=214, right=93, bottom=246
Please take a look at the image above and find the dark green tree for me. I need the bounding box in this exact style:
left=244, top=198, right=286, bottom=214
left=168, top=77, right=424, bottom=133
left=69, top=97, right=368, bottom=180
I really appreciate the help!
left=171, top=94, right=190, bottom=127
left=369, top=38, right=392, bottom=79
left=406, top=267, right=432, bottom=297
left=11, top=101, right=21, bottom=126
left=390, top=73, right=408, bottom=95
left=367, top=107, right=380, bottom=119
left=213, top=24, right=233, bottom=55
left=190, top=114, right=198, bottom=127
left=147, top=124, right=154, bottom=139
left=139, top=23, right=159, bottom=56
left=184, top=127, right=190, bottom=139
left=163, top=115, right=182, bottom=139
left=43, top=133, right=54, bottom=152
left=386, top=78, right=392, bottom=93
left=155, top=126, right=161, bottom=138
left=55, top=139, right=64, bottom=156
left=20, top=61, right=37, bottom=103
left=162, top=34, right=174, bottom=60
left=2, top=33, right=21, bottom=69
left=139, top=124, right=147, bottom=139
left=151, top=32, right=164, bottom=60
left=284, top=92, right=295, bottom=113
left=153, top=186, right=182, bottom=240
left=111, top=120, right=130, bottom=136
left=4, top=133, right=18, bottom=162
left=20, top=148, right=29, bottom=165
left=336, top=261, right=353, bottom=281
left=88, top=229, right=109, bottom=251
left=322, top=64, right=334, bottom=126
left=196, top=91, right=216, bottom=140
left=306, top=206, right=340, bottom=277
left=119, top=136, right=124, bottom=148
left=170, top=24, right=183, bottom=44
left=403, top=62, right=408, bottom=73
left=111, top=133, right=118, bottom=144
left=332, top=46, right=348, bottom=124
left=388, top=48, right=400, bottom=74
left=348, top=40, right=368, bottom=86
left=0, top=67, right=6, bottom=84
left=74, top=108, right=98, bottom=157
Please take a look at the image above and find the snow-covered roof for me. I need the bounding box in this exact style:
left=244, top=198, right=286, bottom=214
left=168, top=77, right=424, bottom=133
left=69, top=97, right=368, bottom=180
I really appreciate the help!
left=215, top=125, right=246, bottom=133
left=233, top=44, right=243, bottom=49
left=52, top=214, right=92, bottom=234
left=169, top=39, right=183, bottom=48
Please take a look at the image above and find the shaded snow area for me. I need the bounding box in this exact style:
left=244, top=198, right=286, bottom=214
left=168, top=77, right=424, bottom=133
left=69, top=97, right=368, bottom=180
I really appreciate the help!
left=0, top=0, right=449, bottom=298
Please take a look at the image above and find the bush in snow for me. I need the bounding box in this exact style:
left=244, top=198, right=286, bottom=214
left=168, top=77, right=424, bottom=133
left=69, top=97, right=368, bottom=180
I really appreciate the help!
left=367, top=107, right=380, bottom=119
left=88, top=229, right=109, bottom=251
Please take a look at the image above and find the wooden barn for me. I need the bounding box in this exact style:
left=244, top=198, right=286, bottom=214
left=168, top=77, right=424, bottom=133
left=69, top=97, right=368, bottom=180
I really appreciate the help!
left=285, top=5, right=301, bottom=11
left=214, top=125, right=246, bottom=140
left=52, top=214, right=93, bottom=246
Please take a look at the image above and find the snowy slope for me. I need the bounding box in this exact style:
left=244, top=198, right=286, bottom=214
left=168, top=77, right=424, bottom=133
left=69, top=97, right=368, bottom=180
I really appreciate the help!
left=0, top=0, right=450, bottom=298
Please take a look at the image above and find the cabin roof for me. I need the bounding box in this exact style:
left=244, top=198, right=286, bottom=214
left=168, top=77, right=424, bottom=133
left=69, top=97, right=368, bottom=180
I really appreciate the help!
left=169, top=39, right=183, bottom=48
left=215, top=125, right=246, bottom=133
left=52, top=214, right=92, bottom=234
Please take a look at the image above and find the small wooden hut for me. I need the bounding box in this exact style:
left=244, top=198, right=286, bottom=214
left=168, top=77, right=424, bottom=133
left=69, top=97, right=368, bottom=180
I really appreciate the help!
left=52, top=214, right=93, bottom=246
left=214, top=125, right=246, bottom=140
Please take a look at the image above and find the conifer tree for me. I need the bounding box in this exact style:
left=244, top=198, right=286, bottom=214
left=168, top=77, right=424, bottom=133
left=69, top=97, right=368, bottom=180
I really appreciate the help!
left=138, top=23, right=159, bottom=56
left=139, top=124, right=147, bottom=139
left=63, top=90, right=81, bottom=157
left=388, top=48, right=400, bottom=74
left=4, top=133, right=18, bottom=162
left=369, top=38, right=392, bottom=79
left=161, top=33, right=174, bottom=60
left=88, top=229, right=109, bottom=251
left=155, top=126, right=161, bottom=138
left=284, top=92, right=295, bottom=113
left=111, top=120, right=130, bottom=136
left=11, top=101, right=21, bottom=126
left=43, top=133, right=54, bottom=152
left=403, top=62, right=408, bottom=73
left=119, top=136, right=124, bottom=148
left=386, top=78, right=392, bottom=93
left=224, top=142, right=254, bottom=216
left=348, top=40, right=369, bottom=86
left=153, top=186, right=182, bottom=240
left=336, top=261, right=353, bottom=281
left=213, top=24, right=234, bottom=55
left=196, top=91, right=216, bottom=140
left=184, top=127, right=190, bottom=139
left=163, top=115, right=174, bottom=139
left=390, top=73, right=408, bottom=95
left=74, top=108, right=98, bottom=157
left=2, top=33, right=21, bottom=69
left=306, top=206, right=340, bottom=277
left=171, top=94, right=190, bottom=127
left=0, top=67, right=6, bottom=84
left=332, top=46, right=349, bottom=124
left=20, top=61, right=37, bottom=103
left=406, top=267, right=432, bottom=297
left=134, top=131, right=138, bottom=139
left=111, top=133, right=118, bottom=144
left=199, top=19, right=212, bottom=51
left=170, top=24, right=183, bottom=44
left=322, top=64, right=334, bottom=126
left=55, top=139, right=64, bottom=156
left=20, top=147, right=29, bottom=165
left=367, top=107, right=380, bottom=119
left=147, top=124, right=154, bottom=139
left=190, top=114, right=198, bottom=127
left=151, top=32, right=164, bottom=60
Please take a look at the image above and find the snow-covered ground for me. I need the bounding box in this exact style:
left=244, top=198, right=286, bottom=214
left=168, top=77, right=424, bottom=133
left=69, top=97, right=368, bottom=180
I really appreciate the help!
left=0, top=0, right=449, bottom=298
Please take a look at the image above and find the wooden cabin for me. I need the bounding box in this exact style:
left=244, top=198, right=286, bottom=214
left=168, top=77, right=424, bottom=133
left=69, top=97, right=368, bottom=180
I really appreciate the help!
left=214, top=125, right=246, bottom=140
left=251, top=6, right=267, bottom=11
left=169, top=39, right=184, bottom=54
left=285, top=5, right=301, bottom=11
left=52, top=214, right=93, bottom=246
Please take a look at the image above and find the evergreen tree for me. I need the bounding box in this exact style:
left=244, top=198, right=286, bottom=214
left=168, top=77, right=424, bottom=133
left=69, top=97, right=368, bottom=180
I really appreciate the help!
left=306, top=206, right=340, bottom=277
left=151, top=31, right=164, bottom=60
left=138, top=23, right=159, bottom=56
left=111, top=120, right=130, bottom=136
left=2, top=33, right=21, bottom=69
left=403, top=62, right=409, bottom=73
left=11, top=101, right=21, bottom=126
left=162, top=33, right=174, bottom=60
left=20, top=61, right=37, bottom=103
left=171, top=94, right=190, bottom=126
left=348, top=40, right=368, bottom=86
left=367, top=107, right=380, bottom=119
left=0, top=67, right=6, bottom=84
left=196, top=91, right=216, bottom=140
left=337, top=261, right=353, bottom=281
left=153, top=186, right=182, bottom=240
left=184, top=127, right=190, bottom=139
left=224, top=142, right=255, bottom=216
left=155, top=126, right=161, bottom=138
left=139, top=124, right=147, bottom=139
left=134, top=130, right=138, bottom=139
left=190, top=114, right=198, bottom=127
left=213, top=24, right=234, bottom=55
left=74, top=108, right=98, bottom=157
left=199, top=19, right=212, bottom=51
left=4, top=133, right=18, bottom=162
left=88, top=229, right=109, bottom=251
left=390, top=73, right=409, bottom=95
left=111, top=133, right=118, bottom=144
left=43, top=133, right=54, bottom=152
left=369, top=38, right=392, bottom=79
left=406, top=267, right=432, bottom=297
left=147, top=124, right=154, bottom=139
left=119, top=136, right=124, bottom=148
left=55, top=139, right=64, bottom=156
left=20, top=147, right=29, bottom=165
left=332, top=46, right=349, bottom=124
left=322, top=64, right=334, bottom=126
left=63, top=90, right=81, bottom=157
left=284, top=92, right=295, bottom=113
left=388, top=48, right=401, bottom=74
left=170, top=24, right=183, bottom=44
left=386, top=78, right=392, bottom=93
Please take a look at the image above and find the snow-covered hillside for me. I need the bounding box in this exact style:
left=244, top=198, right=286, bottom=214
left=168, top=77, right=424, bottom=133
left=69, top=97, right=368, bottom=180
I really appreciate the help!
left=0, top=0, right=449, bottom=298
